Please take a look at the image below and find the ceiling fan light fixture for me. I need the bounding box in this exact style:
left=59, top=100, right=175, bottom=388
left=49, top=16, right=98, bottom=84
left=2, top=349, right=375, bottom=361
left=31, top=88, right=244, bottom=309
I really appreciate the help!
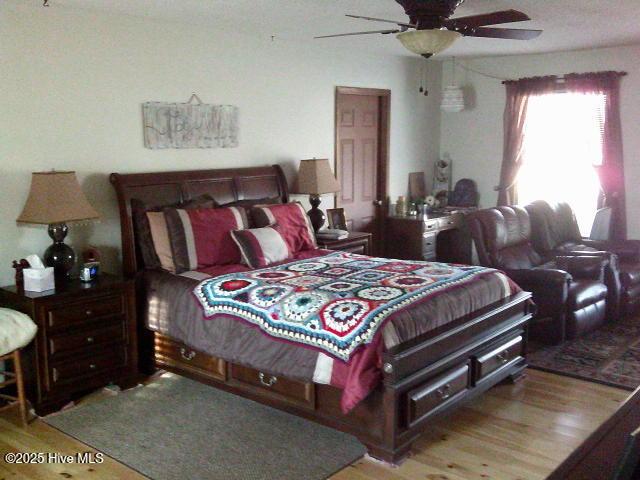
left=396, top=29, right=461, bottom=57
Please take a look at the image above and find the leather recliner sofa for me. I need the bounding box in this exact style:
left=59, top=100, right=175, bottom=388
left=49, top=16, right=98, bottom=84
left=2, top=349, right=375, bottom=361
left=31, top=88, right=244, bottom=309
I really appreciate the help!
left=526, top=200, right=640, bottom=318
left=466, top=206, right=609, bottom=344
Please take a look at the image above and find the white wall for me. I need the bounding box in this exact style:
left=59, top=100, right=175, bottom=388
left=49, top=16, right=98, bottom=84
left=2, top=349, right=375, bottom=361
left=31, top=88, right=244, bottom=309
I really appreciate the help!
left=439, top=45, right=640, bottom=237
left=0, top=2, right=442, bottom=285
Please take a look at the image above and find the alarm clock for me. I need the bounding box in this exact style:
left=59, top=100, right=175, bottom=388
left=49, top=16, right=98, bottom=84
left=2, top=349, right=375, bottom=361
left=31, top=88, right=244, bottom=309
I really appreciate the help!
left=79, top=261, right=100, bottom=282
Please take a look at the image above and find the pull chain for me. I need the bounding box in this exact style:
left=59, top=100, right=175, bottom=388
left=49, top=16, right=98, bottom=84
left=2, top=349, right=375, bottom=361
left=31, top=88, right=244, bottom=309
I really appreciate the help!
left=419, top=60, right=429, bottom=96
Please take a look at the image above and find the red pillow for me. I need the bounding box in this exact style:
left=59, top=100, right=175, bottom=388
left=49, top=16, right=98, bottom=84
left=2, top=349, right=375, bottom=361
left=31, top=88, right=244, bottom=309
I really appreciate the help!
left=252, top=203, right=317, bottom=253
left=164, top=206, right=248, bottom=272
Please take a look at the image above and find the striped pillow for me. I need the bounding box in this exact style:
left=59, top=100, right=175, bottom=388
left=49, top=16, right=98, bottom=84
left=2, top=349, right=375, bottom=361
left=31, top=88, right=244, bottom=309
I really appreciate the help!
left=146, top=211, right=176, bottom=273
left=251, top=202, right=317, bottom=253
left=133, top=194, right=216, bottom=270
left=230, top=225, right=291, bottom=268
left=164, top=206, right=248, bottom=272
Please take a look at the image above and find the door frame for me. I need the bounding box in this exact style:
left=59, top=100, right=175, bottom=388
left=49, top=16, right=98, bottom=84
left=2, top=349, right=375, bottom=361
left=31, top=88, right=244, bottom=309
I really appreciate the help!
left=334, top=86, right=391, bottom=254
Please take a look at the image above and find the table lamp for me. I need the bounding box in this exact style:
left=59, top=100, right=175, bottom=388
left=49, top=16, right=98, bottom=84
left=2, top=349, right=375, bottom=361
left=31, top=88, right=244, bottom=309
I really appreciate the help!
left=17, top=171, right=100, bottom=278
left=294, top=158, right=341, bottom=232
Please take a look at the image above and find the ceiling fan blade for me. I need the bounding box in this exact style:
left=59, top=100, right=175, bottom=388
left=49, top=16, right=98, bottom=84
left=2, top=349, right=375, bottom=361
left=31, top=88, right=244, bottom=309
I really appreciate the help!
left=446, top=9, right=530, bottom=28
left=315, top=29, right=400, bottom=39
left=345, top=14, right=415, bottom=29
left=464, top=27, right=542, bottom=40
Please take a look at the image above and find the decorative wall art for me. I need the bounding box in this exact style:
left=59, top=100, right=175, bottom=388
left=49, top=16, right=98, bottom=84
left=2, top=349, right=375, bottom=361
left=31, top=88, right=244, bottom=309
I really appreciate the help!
left=142, top=94, right=239, bottom=149
left=433, top=155, right=452, bottom=205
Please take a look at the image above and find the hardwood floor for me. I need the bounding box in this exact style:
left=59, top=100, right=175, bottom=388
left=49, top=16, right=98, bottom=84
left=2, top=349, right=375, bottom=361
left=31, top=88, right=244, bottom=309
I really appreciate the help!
left=0, top=369, right=628, bottom=480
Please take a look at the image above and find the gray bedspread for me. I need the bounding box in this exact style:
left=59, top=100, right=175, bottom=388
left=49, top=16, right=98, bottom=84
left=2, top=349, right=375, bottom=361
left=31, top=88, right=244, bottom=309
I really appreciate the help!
left=143, top=258, right=516, bottom=383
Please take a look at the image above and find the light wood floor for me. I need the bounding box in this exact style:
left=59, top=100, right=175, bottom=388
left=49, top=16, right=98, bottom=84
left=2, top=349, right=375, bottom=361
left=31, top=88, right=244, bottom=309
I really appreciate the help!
left=0, top=369, right=629, bottom=480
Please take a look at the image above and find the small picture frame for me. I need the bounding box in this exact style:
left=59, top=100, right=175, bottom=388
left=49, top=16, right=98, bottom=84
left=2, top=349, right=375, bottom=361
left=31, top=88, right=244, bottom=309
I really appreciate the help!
left=326, top=208, right=347, bottom=230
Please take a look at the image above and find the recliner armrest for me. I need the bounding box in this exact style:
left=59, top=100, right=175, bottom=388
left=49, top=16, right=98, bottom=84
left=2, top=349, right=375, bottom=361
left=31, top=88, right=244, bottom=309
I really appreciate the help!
left=555, top=254, right=608, bottom=281
left=504, top=268, right=571, bottom=308
left=582, top=239, right=640, bottom=262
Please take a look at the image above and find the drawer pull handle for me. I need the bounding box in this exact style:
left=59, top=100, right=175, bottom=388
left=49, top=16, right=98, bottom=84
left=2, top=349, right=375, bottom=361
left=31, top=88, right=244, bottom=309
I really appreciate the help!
left=86, top=310, right=93, bottom=317
left=86, top=336, right=94, bottom=343
left=89, top=363, right=96, bottom=370
left=180, top=348, right=196, bottom=361
left=436, top=384, right=452, bottom=400
left=259, top=372, right=278, bottom=387
left=496, top=351, right=509, bottom=364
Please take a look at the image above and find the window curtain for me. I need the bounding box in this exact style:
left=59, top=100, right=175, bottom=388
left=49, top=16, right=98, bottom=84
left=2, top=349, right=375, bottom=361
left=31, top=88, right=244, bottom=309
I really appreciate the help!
left=496, top=76, right=558, bottom=205
left=564, top=71, right=627, bottom=240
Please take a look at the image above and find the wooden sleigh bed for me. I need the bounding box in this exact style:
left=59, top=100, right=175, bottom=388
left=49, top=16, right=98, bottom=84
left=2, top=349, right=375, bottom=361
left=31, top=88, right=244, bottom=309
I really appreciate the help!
left=110, top=165, right=532, bottom=463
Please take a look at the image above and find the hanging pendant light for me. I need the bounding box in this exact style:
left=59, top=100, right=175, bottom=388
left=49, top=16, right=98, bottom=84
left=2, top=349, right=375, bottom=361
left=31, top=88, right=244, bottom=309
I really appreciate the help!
left=441, top=58, right=465, bottom=113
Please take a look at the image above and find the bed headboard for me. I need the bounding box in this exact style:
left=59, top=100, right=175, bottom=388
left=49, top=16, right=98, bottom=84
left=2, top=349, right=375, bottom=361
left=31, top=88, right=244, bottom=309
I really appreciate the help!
left=110, top=165, right=289, bottom=277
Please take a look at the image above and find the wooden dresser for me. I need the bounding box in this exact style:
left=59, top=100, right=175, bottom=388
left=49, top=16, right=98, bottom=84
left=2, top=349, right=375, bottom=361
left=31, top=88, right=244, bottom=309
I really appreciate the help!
left=0, top=274, right=138, bottom=415
left=385, top=212, right=465, bottom=262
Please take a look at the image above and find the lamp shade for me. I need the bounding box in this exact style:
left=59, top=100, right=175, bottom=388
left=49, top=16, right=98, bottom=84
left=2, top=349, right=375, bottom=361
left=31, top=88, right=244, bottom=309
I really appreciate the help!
left=17, top=171, right=100, bottom=225
left=396, top=29, right=461, bottom=57
left=294, top=159, right=341, bottom=195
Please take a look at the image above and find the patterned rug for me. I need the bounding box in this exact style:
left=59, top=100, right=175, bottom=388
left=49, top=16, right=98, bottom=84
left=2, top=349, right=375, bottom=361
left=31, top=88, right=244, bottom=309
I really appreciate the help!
left=528, top=316, right=640, bottom=390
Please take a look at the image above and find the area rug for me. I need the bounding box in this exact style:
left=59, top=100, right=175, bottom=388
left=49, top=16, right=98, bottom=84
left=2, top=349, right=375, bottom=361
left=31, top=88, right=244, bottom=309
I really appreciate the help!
left=528, top=316, right=640, bottom=390
left=44, top=374, right=366, bottom=480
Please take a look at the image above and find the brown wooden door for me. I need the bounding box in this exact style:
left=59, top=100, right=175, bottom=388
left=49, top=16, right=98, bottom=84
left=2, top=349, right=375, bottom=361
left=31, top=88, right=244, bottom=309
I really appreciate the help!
left=335, top=88, right=389, bottom=256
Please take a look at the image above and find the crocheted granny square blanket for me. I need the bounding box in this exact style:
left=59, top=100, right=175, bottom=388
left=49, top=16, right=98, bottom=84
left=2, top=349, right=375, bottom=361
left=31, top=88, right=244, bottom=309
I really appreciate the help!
left=194, top=252, right=498, bottom=361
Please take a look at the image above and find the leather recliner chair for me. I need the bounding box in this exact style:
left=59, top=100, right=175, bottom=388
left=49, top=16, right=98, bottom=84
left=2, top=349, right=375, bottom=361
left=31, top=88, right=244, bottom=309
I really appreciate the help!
left=526, top=200, right=640, bottom=318
left=467, top=206, right=609, bottom=344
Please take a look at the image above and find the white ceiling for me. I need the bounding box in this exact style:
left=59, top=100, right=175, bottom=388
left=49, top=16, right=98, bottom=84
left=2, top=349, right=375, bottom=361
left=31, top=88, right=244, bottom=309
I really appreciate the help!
left=35, top=0, right=640, bottom=58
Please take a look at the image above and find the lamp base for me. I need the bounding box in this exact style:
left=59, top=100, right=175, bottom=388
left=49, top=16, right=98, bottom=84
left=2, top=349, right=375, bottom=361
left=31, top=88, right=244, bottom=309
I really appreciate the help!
left=44, top=223, right=76, bottom=279
left=307, top=195, right=325, bottom=233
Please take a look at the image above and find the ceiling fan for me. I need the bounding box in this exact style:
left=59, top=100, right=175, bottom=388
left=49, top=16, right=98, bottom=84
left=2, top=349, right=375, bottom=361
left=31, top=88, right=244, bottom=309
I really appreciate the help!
left=315, top=0, right=542, bottom=58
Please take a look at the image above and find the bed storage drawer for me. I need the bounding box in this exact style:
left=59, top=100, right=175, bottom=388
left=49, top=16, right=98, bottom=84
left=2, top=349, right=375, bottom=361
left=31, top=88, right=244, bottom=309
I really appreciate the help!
left=154, top=335, right=226, bottom=382
left=406, top=363, right=469, bottom=427
left=473, top=335, right=523, bottom=382
left=230, top=364, right=315, bottom=409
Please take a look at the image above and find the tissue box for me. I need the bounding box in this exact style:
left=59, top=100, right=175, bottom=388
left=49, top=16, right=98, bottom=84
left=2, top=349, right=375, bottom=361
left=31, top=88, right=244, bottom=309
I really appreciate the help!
left=23, top=267, right=55, bottom=292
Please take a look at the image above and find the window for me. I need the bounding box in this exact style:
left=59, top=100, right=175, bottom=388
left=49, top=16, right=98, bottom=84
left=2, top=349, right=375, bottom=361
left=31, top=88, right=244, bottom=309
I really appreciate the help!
left=517, top=91, right=606, bottom=235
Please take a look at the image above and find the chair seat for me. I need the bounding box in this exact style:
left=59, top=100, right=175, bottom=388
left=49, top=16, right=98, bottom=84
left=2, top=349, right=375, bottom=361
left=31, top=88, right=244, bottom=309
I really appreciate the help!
left=567, top=280, right=608, bottom=311
left=0, top=308, right=37, bottom=356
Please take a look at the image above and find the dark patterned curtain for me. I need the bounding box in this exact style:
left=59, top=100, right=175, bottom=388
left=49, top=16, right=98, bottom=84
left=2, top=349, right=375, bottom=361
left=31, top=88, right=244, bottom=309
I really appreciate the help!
left=496, top=76, right=558, bottom=206
left=564, top=71, right=627, bottom=240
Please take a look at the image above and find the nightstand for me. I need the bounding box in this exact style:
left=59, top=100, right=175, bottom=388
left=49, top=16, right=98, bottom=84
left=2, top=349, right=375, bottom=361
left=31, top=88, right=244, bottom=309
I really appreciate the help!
left=316, top=231, right=372, bottom=255
left=0, top=274, right=138, bottom=415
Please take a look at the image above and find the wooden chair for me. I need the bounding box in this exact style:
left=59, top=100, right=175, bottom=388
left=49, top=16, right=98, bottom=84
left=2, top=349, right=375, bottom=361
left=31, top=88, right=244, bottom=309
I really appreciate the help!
left=0, top=350, right=29, bottom=423
left=0, top=307, right=37, bottom=425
